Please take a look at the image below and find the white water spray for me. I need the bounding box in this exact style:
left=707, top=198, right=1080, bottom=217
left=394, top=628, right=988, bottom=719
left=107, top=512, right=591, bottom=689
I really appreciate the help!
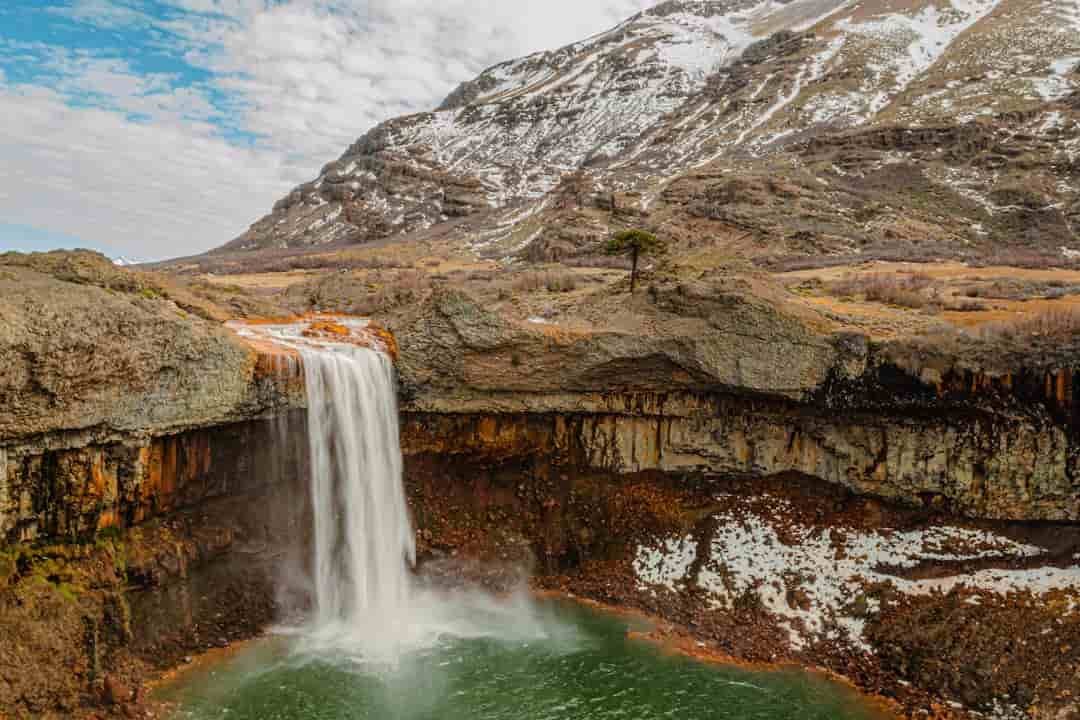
left=301, top=345, right=415, bottom=631
left=230, top=317, right=557, bottom=664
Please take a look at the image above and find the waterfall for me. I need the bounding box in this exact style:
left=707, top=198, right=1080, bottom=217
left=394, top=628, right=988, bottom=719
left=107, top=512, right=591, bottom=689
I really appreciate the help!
left=230, top=317, right=549, bottom=664
left=299, top=343, right=417, bottom=648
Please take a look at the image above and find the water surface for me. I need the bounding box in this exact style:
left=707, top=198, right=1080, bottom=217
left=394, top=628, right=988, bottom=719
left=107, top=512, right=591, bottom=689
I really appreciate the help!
left=160, top=599, right=885, bottom=720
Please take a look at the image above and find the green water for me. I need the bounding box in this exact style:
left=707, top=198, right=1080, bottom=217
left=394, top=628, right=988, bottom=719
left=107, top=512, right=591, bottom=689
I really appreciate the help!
left=160, top=600, right=883, bottom=720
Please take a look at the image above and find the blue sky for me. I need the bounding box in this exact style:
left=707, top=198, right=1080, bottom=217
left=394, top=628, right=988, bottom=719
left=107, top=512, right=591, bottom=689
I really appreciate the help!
left=0, top=222, right=107, bottom=254
left=0, top=0, right=653, bottom=260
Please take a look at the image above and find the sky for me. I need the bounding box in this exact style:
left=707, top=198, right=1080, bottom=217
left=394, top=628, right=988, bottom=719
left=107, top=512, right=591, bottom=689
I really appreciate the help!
left=0, top=0, right=657, bottom=261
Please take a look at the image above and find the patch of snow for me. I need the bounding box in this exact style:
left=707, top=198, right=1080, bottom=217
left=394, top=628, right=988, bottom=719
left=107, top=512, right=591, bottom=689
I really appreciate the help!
left=306, top=205, right=342, bottom=232
left=1033, top=53, right=1080, bottom=100
left=804, top=90, right=866, bottom=124
left=840, top=0, right=1004, bottom=114
left=633, top=536, right=698, bottom=591
left=1040, top=111, right=1066, bottom=132
left=735, top=36, right=846, bottom=150
left=633, top=495, right=1069, bottom=651
left=514, top=228, right=545, bottom=253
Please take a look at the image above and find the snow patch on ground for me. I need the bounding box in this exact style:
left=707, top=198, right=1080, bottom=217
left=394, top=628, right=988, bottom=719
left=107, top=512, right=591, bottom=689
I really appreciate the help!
left=634, top=495, right=1073, bottom=650
left=633, top=536, right=699, bottom=591
left=736, top=36, right=846, bottom=150
left=840, top=0, right=1003, bottom=113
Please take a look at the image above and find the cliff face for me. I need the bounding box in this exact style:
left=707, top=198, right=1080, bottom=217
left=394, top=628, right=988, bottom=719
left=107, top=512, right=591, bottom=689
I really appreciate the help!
left=389, top=287, right=1080, bottom=521
left=0, top=413, right=309, bottom=719
left=0, top=253, right=297, bottom=443
left=403, top=396, right=1076, bottom=522
left=0, top=252, right=302, bottom=544
left=4, top=253, right=1079, bottom=543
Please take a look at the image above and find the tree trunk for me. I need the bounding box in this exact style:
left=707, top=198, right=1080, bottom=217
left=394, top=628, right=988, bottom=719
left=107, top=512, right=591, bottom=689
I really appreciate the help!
left=630, top=246, right=639, bottom=293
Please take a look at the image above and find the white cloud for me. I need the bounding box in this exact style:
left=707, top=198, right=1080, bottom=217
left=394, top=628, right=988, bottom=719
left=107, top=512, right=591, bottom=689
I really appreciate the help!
left=1, top=0, right=661, bottom=257
left=184, top=0, right=659, bottom=171
left=47, top=0, right=155, bottom=29
left=0, top=84, right=293, bottom=260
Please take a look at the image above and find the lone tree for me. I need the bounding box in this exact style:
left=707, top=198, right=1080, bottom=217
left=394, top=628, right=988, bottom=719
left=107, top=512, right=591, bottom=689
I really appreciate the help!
left=605, top=229, right=666, bottom=292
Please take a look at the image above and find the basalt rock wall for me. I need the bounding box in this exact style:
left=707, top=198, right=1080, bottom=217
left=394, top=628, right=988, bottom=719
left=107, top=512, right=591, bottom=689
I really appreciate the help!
left=400, top=389, right=1077, bottom=522
left=0, top=401, right=305, bottom=546
left=389, top=287, right=1080, bottom=522
left=0, top=412, right=310, bottom=719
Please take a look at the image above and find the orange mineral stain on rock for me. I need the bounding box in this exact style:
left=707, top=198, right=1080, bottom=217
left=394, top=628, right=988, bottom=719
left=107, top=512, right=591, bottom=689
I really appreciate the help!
left=90, top=451, right=121, bottom=530
left=303, top=320, right=351, bottom=338
left=367, top=322, right=399, bottom=362
left=249, top=340, right=302, bottom=380
left=231, top=316, right=399, bottom=370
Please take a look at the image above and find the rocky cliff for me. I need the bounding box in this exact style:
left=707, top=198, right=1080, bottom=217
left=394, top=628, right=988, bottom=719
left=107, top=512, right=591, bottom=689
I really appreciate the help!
left=0, top=252, right=302, bottom=544
left=8, top=253, right=1074, bottom=541
left=387, top=284, right=1080, bottom=521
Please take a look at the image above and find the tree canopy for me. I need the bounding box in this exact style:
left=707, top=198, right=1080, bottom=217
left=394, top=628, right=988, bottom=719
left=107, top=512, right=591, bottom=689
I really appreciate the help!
left=604, top=229, right=665, bottom=257
left=604, top=229, right=666, bottom=292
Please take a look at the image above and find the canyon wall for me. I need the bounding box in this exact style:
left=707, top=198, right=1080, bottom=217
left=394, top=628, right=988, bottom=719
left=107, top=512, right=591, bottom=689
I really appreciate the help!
left=402, top=396, right=1077, bottom=522
left=0, top=413, right=310, bottom=718
left=391, top=286, right=1080, bottom=522
left=0, top=255, right=305, bottom=544
left=6, top=274, right=1079, bottom=551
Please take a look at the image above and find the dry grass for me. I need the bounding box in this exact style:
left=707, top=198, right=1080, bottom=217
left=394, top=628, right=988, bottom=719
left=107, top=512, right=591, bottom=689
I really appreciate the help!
left=512, top=271, right=580, bottom=293
left=961, top=278, right=1080, bottom=301
left=156, top=244, right=442, bottom=277
left=830, top=272, right=939, bottom=309
left=757, top=240, right=960, bottom=272
left=759, top=244, right=1080, bottom=274
left=970, top=307, right=1080, bottom=341
left=562, top=254, right=633, bottom=270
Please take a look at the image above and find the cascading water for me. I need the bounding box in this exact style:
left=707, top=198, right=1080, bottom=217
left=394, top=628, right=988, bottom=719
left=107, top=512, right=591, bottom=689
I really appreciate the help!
left=231, top=317, right=548, bottom=664
left=301, top=344, right=415, bottom=641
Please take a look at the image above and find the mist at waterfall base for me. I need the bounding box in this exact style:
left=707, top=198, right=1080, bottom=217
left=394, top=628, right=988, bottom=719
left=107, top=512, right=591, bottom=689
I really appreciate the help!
left=161, top=599, right=884, bottom=720
left=183, top=320, right=885, bottom=720
left=249, top=320, right=556, bottom=666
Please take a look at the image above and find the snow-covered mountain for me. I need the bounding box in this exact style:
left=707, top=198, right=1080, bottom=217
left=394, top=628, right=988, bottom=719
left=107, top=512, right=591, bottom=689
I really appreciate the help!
left=221, top=0, right=1080, bottom=262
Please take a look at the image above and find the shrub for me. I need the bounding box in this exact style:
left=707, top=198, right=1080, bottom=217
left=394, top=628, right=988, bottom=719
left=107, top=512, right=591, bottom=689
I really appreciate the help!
left=971, top=307, right=1080, bottom=342
left=961, top=279, right=1080, bottom=301
left=563, top=254, right=633, bottom=270
left=947, top=299, right=986, bottom=312
left=511, top=271, right=579, bottom=293
left=544, top=272, right=578, bottom=293
left=829, top=272, right=938, bottom=309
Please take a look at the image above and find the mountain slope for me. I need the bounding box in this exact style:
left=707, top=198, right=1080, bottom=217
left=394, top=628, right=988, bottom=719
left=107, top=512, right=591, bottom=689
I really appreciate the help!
left=220, top=0, right=1080, bottom=265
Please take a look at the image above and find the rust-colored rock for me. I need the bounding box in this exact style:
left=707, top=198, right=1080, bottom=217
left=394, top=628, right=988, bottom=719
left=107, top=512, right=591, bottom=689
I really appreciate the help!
left=367, top=322, right=399, bottom=362
left=102, top=675, right=131, bottom=706
left=303, top=320, right=351, bottom=338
